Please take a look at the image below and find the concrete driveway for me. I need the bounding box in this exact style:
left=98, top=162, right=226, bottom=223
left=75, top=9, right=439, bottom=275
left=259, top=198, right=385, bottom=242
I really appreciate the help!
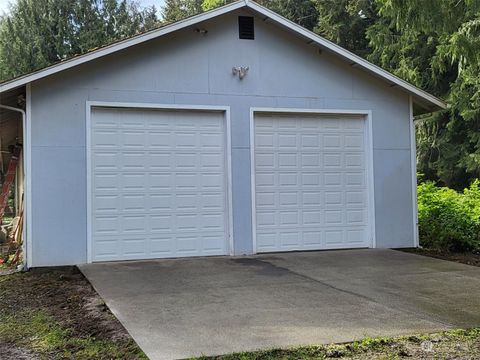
left=79, top=249, right=480, bottom=360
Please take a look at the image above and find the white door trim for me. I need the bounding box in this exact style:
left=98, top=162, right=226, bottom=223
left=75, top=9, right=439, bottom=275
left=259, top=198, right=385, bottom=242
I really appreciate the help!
left=249, top=107, right=376, bottom=253
left=409, top=96, right=419, bottom=247
left=86, top=101, right=233, bottom=263
left=25, top=84, right=33, bottom=267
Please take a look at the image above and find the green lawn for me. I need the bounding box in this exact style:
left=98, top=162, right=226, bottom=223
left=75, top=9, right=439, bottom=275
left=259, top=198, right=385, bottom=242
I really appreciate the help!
left=0, top=267, right=147, bottom=360
left=198, top=329, right=480, bottom=359
left=0, top=310, right=147, bottom=359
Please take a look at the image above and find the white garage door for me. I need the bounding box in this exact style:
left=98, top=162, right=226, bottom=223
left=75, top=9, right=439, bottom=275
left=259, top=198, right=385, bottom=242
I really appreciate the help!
left=89, top=107, right=229, bottom=262
left=253, top=113, right=371, bottom=253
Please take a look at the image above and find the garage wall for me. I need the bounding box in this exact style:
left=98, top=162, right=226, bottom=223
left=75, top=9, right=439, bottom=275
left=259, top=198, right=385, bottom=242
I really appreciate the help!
left=30, top=9, right=413, bottom=266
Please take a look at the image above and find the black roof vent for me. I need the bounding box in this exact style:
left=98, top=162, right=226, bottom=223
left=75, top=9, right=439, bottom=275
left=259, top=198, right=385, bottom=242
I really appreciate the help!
left=238, top=16, right=255, bottom=40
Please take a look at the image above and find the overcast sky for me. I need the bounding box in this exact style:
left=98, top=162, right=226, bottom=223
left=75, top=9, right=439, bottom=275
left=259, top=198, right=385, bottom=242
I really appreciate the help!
left=0, top=0, right=166, bottom=14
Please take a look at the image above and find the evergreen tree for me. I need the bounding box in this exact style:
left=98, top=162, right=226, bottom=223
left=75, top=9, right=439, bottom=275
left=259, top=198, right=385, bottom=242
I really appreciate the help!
left=162, top=0, right=203, bottom=23
left=367, top=0, right=480, bottom=188
left=264, top=0, right=318, bottom=31
left=0, top=0, right=159, bottom=81
left=202, top=0, right=318, bottom=30
left=314, top=0, right=377, bottom=57
left=201, top=0, right=226, bottom=12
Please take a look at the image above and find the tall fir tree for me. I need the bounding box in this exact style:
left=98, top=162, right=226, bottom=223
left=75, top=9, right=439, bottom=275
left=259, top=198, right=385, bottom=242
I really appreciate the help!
left=264, top=0, right=319, bottom=31
left=367, top=0, right=480, bottom=189
left=0, top=0, right=159, bottom=81
left=162, top=0, right=204, bottom=23
left=201, top=0, right=318, bottom=30
left=314, top=0, right=377, bottom=57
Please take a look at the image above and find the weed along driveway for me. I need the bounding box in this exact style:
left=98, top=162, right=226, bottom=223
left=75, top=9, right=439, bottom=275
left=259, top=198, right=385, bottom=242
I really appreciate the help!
left=79, top=249, right=480, bottom=360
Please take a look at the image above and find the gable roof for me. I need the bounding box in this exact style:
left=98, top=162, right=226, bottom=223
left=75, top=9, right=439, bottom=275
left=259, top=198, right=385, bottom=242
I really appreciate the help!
left=0, top=0, right=446, bottom=112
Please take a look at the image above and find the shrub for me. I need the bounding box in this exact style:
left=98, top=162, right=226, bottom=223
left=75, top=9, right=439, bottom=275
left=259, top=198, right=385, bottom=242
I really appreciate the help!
left=417, top=181, right=480, bottom=252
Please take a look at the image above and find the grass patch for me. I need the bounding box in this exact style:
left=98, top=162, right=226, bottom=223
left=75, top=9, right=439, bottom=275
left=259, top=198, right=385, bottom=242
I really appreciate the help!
left=0, top=268, right=147, bottom=359
left=0, top=310, right=147, bottom=359
left=196, top=328, right=480, bottom=359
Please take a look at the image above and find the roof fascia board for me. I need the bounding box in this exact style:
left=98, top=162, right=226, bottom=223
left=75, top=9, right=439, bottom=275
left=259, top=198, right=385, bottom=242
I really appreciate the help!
left=0, top=0, right=247, bottom=93
left=246, top=1, right=447, bottom=110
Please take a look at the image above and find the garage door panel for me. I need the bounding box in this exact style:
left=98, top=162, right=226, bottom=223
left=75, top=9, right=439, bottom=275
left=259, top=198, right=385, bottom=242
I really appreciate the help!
left=256, top=192, right=276, bottom=208
left=148, top=131, right=172, bottom=148
left=301, top=134, right=321, bottom=148
left=149, top=173, right=173, bottom=191
left=94, top=239, right=120, bottom=260
left=122, top=238, right=148, bottom=256
left=325, top=230, right=344, bottom=246
left=94, top=216, right=121, bottom=236
left=122, top=173, right=147, bottom=191
left=93, top=152, right=119, bottom=171
left=301, top=153, right=321, bottom=167
left=303, top=192, right=322, bottom=207
left=93, top=173, right=119, bottom=192
left=92, top=129, right=119, bottom=148
left=122, top=130, right=147, bottom=149
left=279, top=192, right=299, bottom=206
left=345, top=171, right=366, bottom=186
left=121, top=194, right=146, bottom=212
left=199, top=133, right=224, bottom=149
left=200, top=153, right=224, bottom=168
left=302, top=210, right=322, bottom=226
left=302, top=173, right=321, bottom=187
left=200, top=173, right=224, bottom=189
left=256, top=233, right=277, bottom=250
left=201, top=193, right=225, bottom=211
left=325, top=173, right=345, bottom=187
left=90, top=108, right=229, bottom=261
left=94, top=194, right=120, bottom=214
left=254, top=113, right=370, bottom=253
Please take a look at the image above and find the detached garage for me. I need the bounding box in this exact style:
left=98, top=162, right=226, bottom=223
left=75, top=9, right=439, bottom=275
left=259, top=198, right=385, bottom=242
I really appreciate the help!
left=0, top=0, right=446, bottom=267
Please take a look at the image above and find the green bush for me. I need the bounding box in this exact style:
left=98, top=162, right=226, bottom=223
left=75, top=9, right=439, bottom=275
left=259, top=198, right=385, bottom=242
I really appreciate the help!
left=417, top=181, right=480, bottom=252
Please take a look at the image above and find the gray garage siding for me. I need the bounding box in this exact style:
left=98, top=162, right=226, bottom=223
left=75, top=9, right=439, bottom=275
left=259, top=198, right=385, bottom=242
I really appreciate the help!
left=30, top=10, right=413, bottom=266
